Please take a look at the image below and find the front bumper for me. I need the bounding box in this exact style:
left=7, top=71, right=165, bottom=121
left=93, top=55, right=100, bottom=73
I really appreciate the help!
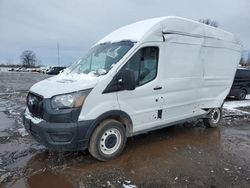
left=23, top=112, right=93, bottom=151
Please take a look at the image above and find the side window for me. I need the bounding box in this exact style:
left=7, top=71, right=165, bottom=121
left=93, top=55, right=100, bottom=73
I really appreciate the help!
left=122, top=47, right=159, bottom=86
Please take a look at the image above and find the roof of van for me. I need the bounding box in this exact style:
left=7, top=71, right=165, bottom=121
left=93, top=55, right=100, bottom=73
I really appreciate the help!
left=95, top=16, right=236, bottom=46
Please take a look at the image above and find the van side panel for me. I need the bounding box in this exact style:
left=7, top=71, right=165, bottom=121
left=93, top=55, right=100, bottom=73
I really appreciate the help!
left=160, top=34, right=206, bottom=123
left=200, top=38, right=241, bottom=108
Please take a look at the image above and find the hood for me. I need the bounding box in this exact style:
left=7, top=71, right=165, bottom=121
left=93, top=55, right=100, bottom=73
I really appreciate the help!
left=30, top=73, right=102, bottom=98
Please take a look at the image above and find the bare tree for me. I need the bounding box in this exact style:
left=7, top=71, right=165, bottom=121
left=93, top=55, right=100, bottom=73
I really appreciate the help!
left=199, top=18, right=219, bottom=28
left=20, top=50, right=37, bottom=68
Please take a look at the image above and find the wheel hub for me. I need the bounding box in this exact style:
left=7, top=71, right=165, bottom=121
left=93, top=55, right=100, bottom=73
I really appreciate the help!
left=105, top=134, right=117, bottom=149
left=100, top=128, right=121, bottom=155
left=213, top=111, right=218, bottom=120
left=211, top=109, right=220, bottom=124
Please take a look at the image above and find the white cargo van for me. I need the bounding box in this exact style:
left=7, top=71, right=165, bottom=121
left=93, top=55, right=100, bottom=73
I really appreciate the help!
left=23, top=16, right=242, bottom=161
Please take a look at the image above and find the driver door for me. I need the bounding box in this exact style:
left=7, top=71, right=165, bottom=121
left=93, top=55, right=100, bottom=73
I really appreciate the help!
left=117, top=46, right=163, bottom=133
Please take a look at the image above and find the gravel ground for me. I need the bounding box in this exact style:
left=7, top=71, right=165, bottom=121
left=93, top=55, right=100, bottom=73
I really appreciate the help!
left=0, top=71, right=250, bottom=188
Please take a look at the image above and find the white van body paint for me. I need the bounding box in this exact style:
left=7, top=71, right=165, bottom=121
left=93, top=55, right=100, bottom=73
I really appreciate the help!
left=29, top=16, right=242, bottom=135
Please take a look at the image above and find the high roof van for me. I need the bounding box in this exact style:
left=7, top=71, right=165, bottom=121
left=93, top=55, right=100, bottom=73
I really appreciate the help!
left=23, top=16, right=242, bottom=161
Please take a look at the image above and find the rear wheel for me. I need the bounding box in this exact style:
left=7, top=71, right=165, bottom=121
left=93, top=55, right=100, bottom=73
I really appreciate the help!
left=203, top=108, right=222, bottom=128
left=236, top=89, right=247, bottom=100
left=88, top=119, right=127, bottom=161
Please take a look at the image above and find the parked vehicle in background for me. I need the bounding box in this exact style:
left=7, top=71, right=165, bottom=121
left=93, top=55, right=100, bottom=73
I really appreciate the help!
left=27, top=68, right=39, bottom=72
left=228, top=68, right=250, bottom=100
left=47, top=66, right=67, bottom=75
left=23, top=16, right=242, bottom=161
left=15, top=67, right=22, bottom=72
left=39, top=66, right=52, bottom=74
left=16, top=67, right=29, bottom=72
left=38, top=67, right=48, bottom=74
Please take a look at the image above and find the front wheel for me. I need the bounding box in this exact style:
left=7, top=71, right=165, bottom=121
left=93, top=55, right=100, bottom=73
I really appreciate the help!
left=203, top=108, right=222, bottom=128
left=88, top=119, right=127, bottom=161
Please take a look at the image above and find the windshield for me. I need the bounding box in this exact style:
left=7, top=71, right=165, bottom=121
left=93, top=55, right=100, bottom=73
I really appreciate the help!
left=68, top=41, right=134, bottom=76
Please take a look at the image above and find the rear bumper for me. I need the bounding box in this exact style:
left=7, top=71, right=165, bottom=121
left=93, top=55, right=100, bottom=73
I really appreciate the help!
left=23, top=112, right=93, bottom=151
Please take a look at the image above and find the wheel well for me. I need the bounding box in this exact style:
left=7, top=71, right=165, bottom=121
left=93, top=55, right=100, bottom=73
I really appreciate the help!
left=88, top=111, right=133, bottom=139
left=202, top=108, right=222, bottom=118
left=101, top=115, right=132, bottom=137
left=241, top=88, right=247, bottom=93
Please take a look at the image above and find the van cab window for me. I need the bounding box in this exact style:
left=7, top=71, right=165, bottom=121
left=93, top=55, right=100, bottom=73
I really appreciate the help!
left=122, top=47, right=159, bottom=86
left=68, top=41, right=134, bottom=76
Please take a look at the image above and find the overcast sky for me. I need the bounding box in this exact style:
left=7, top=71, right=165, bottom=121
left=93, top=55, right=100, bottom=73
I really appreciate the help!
left=0, top=0, right=249, bottom=65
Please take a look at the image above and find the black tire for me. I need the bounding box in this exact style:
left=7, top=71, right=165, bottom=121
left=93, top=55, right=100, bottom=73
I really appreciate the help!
left=88, top=119, right=127, bottom=161
left=203, top=108, right=222, bottom=128
left=236, top=89, right=247, bottom=100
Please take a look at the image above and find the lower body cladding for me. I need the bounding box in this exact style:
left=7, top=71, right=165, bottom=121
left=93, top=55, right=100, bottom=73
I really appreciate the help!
left=23, top=114, right=93, bottom=151
left=23, top=107, right=222, bottom=161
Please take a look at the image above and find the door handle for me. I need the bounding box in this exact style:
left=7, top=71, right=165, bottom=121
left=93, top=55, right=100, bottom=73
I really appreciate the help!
left=153, top=86, right=162, bottom=90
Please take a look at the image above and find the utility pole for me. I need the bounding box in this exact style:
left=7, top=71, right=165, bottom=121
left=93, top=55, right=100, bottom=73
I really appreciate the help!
left=57, top=42, right=60, bottom=66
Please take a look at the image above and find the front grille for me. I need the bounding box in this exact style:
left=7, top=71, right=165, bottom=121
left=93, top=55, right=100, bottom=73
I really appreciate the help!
left=27, top=92, right=44, bottom=118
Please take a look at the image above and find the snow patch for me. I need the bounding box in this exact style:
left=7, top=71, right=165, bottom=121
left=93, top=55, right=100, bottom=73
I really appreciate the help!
left=18, top=127, right=28, bottom=137
left=24, top=109, right=43, bottom=124
left=0, top=92, right=20, bottom=96
left=122, top=183, right=137, bottom=188
left=30, top=72, right=103, bottom=98
left=0, top=67, right=11, bottom=72
left=8, top=109, right=20, bottom=116
left=0, top=172, right=12, bottom=183
left=56, top=71, right=98, bottom=80
left=122, top=179, right=136, bottom=188
left=107, top=181, right=111, bottom=186
left=223, top=95, right=250, bottom=114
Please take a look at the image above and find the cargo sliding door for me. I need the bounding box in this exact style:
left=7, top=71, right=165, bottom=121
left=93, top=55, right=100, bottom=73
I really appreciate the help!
left=160, top=34, right=206, bottom=123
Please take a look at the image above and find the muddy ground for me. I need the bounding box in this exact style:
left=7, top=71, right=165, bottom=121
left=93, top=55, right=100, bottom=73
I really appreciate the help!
left=0, top=72, right=250, bottom=188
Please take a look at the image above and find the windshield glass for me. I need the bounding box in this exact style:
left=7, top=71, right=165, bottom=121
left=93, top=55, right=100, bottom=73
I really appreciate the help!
left=68, top=41, right=134, bottom=76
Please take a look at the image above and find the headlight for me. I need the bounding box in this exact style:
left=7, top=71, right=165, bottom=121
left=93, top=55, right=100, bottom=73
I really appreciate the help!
left=51, top=89, right=92, bottom=109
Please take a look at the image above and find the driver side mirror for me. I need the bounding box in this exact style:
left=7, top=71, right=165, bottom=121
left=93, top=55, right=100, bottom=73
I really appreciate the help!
left=118, top=69, right=136, bottom=90
left=102, top=69, right=136, bottom=94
